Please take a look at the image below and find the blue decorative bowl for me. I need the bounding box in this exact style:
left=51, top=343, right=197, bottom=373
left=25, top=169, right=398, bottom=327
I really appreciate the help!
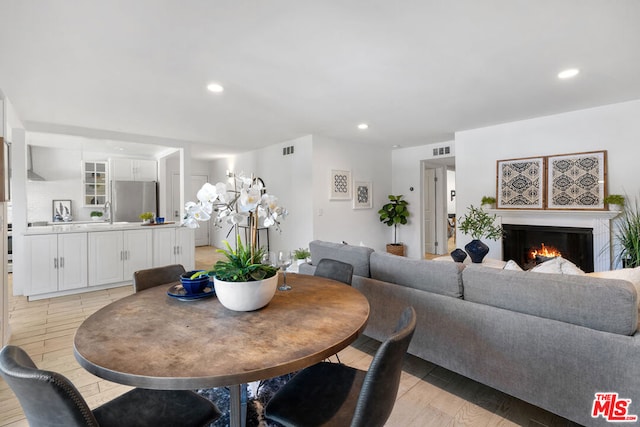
left=180, top=270, right=210, bottom=294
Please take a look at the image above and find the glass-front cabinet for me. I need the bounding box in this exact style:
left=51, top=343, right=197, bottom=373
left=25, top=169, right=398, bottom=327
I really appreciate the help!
left=83, top=161, right=107, bottom=206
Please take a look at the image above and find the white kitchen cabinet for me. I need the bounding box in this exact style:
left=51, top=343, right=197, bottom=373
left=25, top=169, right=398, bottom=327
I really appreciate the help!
left=83, top=161, right=108, bottom=206
left=25, top=233, right=88, bottom=296
left=109, top=158, right=157, bottom=181
left=88, top=229, right=153, bottom=286
left=152, top=227, right=194, bottom=270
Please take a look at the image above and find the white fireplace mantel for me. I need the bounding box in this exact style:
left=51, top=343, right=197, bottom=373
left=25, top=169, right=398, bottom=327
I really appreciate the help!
left=487, top=209, right=621, bottom=272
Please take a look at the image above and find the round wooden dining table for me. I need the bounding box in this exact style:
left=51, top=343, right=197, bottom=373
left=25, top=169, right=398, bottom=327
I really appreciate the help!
left=74, top=273, right=370, bottom=427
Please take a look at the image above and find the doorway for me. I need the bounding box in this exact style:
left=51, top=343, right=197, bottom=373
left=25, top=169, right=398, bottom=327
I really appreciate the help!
left=422, top=159, right=455, bottom=258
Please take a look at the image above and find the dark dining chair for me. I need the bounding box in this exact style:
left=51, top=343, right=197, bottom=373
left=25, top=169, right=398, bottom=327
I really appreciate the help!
left=133, top=264, right=185, bottom=292
left=265, top=306, right=417, bottom=427
left=0, top=345, right=221, bottom=427
left=314, top=258, right=354, bottom=285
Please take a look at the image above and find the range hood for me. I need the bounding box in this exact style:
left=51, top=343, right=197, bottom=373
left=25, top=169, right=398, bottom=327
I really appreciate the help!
left=27, top=145, right=45, bottom=181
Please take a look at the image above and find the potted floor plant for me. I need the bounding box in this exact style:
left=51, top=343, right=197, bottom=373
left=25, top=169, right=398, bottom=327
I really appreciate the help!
left=458, top=205, right=503, bottom=263
left=184, top=172, right=287, bottom=311
left=378, top=195, right=410, bottom=256
left=613, top=198, right=640, bottom=268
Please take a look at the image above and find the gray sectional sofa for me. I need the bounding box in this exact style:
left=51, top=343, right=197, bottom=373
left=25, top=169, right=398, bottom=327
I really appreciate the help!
left=299, top=240, right=640, bottom=427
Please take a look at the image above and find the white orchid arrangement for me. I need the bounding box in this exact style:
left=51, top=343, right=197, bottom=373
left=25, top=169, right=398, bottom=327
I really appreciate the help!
left=183, top=173, right=287, bottom=259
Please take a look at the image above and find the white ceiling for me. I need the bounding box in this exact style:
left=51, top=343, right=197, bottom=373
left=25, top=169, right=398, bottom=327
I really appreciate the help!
left=1, top=1, right=639, bottom=159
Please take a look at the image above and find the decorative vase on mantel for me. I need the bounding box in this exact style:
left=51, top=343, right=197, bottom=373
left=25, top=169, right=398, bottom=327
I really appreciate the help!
left=213, top=275, right=278, bottom=312
left=465, top=239, right=490, bottom=264
left=450, top=248, right=467, bottom=263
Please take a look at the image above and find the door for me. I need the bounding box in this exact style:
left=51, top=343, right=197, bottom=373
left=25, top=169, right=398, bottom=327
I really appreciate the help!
left=175, top=228, right=195, bottom=270
left=89, top=231, right=124, bottom=286
left=423, top=168, right=437, bottom=254
left=423, top=164, right=448, bottom=256
left=57, top=233, right=88, bottom=291
left=153, top=228, right=176, bottom=267
left=123, top=229, right=153, bottom=280
left=25, top=234, right=58, bottom=295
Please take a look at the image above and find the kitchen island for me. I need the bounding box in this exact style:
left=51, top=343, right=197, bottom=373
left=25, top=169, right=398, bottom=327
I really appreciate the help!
left=23, top=222, right=194, bottom=300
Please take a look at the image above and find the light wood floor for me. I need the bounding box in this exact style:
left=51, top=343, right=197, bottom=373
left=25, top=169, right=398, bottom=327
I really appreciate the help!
left=1, top=246, right=580, bottom=427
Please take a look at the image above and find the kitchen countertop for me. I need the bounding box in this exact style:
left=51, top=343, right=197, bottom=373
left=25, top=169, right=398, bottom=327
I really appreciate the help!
left=24, top=221, right=182, bottom=235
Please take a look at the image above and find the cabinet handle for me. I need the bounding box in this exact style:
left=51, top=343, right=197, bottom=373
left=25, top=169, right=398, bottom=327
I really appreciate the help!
left=60, top=257, right=64, bottom=268
left=126, top=250, right=130, bottom=261
left=54, top=258, right=58, bottom=269
left=120, top=251, right=123, bottom=261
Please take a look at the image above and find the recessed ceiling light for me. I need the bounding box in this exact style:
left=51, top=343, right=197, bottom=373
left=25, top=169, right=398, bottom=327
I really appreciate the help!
left=207, top=83, right=224, bottom=93
left=558, top=68, right=580, bottom=79
left=357, top=123, right=369, bottom=130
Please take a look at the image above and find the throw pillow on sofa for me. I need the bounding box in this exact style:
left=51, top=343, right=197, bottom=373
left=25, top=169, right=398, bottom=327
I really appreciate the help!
left=530, top=256, right=585, bottom=275
left=503, top=260, right=523, bottom=271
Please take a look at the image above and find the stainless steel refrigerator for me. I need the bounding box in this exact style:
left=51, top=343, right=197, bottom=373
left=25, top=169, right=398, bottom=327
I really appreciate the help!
left=111, top=181, right=158, bottom=222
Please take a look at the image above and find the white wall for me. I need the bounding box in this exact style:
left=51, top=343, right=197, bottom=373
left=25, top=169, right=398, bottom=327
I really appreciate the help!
left=209, top=135, right=315, bottom=254
left=391, top=142, right=455, bottom=259
left=207, top=134, right=391, bottom=254
left=311, top=136, right=392, bottom=252
left=455, top=99, right=640, bottom=258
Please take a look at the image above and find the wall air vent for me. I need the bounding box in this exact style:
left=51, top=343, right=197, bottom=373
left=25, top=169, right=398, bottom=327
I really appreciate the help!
left=282, top=146, right=295, bottom=156
left=432, top=145, right=451, bottom=157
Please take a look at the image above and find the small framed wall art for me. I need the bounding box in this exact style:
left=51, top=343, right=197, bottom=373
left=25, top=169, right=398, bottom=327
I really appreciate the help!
left=547, top=150, right=606, bottom=210
left=52, top=199, right=72, bottom=221
left=496, top=157, right=545, bottom=209
left=330, top=169, right=352, bottom=200
left=353, top=181, right=372, bottom=209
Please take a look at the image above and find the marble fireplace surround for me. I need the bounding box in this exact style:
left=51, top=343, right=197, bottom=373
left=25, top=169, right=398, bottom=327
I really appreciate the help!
left=488, top=209, right=620, bottom=272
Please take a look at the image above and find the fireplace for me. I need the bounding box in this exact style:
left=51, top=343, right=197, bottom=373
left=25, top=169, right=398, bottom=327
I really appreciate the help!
left=502, top=224, right=594, bottom=272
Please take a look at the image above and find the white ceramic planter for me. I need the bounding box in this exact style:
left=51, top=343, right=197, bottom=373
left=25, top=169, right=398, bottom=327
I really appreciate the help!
left=213, top=274, right=278, bottom=311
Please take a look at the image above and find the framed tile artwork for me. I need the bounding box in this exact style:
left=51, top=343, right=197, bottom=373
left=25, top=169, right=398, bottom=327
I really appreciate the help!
left=330, top=169, right=352, bottom=200
left=353, top=181, right=372, bottom=209
left=547, top=150, right=606, bottom=210
left=497, top=157, right=545, bottom=209
left=52, top=199, right=72, bottom=221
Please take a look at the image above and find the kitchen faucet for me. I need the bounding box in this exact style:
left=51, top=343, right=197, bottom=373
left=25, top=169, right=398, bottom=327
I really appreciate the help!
left=104, top=201, right=113, bottom=224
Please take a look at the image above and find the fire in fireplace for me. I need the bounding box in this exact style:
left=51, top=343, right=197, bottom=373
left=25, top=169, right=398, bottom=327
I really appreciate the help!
left=502, top=224, right=594, bottom=272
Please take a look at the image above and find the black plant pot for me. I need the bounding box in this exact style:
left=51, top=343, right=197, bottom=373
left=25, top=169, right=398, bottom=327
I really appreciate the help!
left=450, top=248, right=467, bottom=263
left=465, top=239, right=489, bottom=263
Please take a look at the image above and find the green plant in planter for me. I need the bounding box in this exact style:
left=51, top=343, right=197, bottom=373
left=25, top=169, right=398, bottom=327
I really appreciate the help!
left=194, top=235, right=278, bottom=282
left=604, top=194, right=625, bottom=207
left=294, top=247, right=311, bottom=260
left=90, top=211, right=103, bottom=218
left=458, top=205, right=503, bottom=240
left=378, top=195, right=410, bottom=245
left=613, top=198, right=640, bottom=268
left=139, top=212, right=154, bottom=221
left=481, top=196, right=496, bottom=206
left=458, top=205, right=503, bottom=263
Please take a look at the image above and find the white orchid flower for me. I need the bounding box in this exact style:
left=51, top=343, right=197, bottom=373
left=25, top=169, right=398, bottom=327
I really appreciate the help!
left=183, top=216, right=199, bottom=228
left=228, top=211, right=249, bottom=225
left=239, top=187, right=261, bottom=212
left=197, top=183, right=219, bottom=204
left=263, top=215, right=275, bottom=227
left=261, top=194, right=279, bottom=210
